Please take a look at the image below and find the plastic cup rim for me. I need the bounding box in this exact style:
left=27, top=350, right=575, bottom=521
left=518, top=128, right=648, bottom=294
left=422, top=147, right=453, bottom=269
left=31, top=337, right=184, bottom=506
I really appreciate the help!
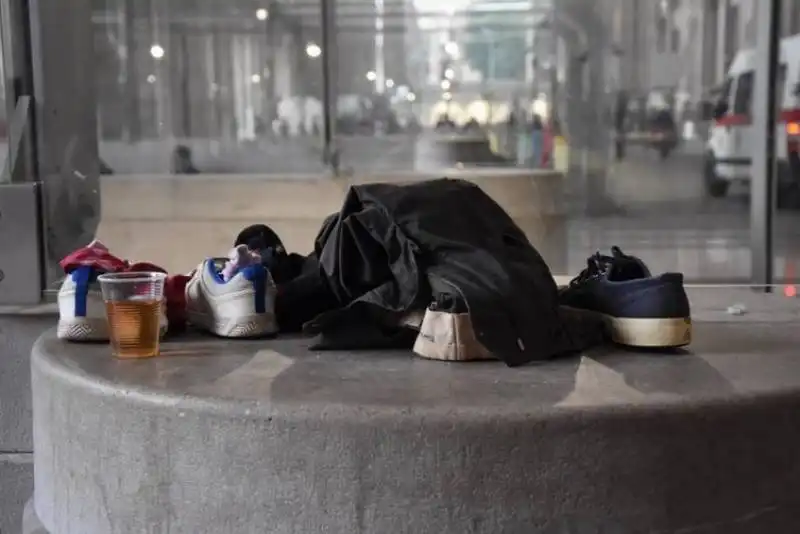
left=97, top=271, right=168, bottom=284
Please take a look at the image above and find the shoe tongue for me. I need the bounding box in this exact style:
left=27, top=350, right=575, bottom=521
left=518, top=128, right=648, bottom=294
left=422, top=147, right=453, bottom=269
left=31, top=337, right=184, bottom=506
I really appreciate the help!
left=606, top=247, right=650, bottom=281
left=592, top=253, right=616, bottom=272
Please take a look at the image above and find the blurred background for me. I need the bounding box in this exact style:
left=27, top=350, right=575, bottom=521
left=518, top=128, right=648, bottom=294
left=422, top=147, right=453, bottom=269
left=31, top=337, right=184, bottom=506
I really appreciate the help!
left=2, top=0, right=800, bottom=284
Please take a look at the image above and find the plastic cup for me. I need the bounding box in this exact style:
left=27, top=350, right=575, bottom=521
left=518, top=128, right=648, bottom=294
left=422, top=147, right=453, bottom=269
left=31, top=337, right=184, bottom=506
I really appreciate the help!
left=98, top=272, right=167, bottom=359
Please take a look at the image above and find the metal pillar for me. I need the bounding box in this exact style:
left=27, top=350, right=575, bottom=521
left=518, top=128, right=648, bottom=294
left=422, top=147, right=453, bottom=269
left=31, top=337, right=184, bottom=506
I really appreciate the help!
left=121, top=0, right=141, bottom=142
left=583, top=41, right=613, bottom=216
left=374, top=0, right=385, bottom=94
left=750, top=0, right=781, bottom=289
left=553, top=2, right=614, bottom=215
left=320, top=0, right=339, bottom=172
left=28, top=0, right=100, bottom=284
left=0, top=0, right=35, bottom=180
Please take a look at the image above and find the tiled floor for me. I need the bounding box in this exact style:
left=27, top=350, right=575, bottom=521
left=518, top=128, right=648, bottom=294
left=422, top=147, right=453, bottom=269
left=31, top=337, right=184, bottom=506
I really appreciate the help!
left=564, top=149, right=800, bottom=282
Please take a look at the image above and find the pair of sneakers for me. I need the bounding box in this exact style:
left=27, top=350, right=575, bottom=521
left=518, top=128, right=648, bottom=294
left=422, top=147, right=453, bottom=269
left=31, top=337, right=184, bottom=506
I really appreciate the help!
left=413, top=246, right=692, bottom=361
left=57, top=242, right=278, bottom=341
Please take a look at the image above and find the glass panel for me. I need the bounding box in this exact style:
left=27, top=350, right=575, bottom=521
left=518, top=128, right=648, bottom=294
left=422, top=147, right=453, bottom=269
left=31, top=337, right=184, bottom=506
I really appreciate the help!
left=324, top=0, right=764, bottom=282
left=0, top=2, right=8, bottom=183
left=92, top=0, right=326, bottom=175
left=77, top=0, right=330, bottom=276
left=773, top=37, right=800, bottom=286
left=31, top=0, right=787, bottom=287
left=335, top=0, right=546, bottom=174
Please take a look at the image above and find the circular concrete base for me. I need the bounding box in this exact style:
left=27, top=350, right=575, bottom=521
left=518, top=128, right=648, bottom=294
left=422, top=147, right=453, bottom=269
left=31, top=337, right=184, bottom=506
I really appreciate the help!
left=31, top=288, right=800, bottom=533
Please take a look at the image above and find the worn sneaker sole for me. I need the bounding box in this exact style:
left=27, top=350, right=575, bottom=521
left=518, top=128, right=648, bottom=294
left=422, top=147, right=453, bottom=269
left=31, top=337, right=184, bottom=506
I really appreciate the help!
left=58, top=316, right=168, bottom=342
left=413, top=309, right=495, bottom=362
left=57, top=317, right=110, bottom=341
left=603, top=314, right=692, bottom=348
left=188, top=310, right=278, bottom=338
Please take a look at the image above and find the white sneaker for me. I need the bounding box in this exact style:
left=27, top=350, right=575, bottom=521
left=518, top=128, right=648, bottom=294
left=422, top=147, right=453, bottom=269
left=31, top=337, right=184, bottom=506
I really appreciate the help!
left=185, top=259, right=278, bottom=338
left=57, top=266, right=168, bottom=342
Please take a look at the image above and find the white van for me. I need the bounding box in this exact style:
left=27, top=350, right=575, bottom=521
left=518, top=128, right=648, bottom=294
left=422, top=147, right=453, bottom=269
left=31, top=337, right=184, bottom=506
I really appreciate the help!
left=705, top=33, right=800, bottom=202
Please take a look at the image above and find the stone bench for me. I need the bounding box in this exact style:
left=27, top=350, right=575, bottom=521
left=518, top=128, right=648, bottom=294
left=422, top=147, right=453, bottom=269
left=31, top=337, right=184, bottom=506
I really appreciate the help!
left=27, top=288, right=800, bottom=533
left=94, top=169, right=566, bottom=275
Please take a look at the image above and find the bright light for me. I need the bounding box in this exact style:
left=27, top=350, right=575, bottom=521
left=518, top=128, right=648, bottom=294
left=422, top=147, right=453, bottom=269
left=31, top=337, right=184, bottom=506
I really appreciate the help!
left=256, top=8, right=269, bottom=21
left=306, top=42, right=322, bottom=58
left=251, top=74, right=261, bottom=84
left=443, top=91, right=452, bottom=101
left=444, top=41, right=459, bottom=58
left=146, top=74, right=156, bottom=84
left=444, top=68, right=455, bottom=80
left=440, top=79, right=451, bottom=90
left=385, top=79, right=395, bottom=88
left=150, top=44, right=165, bottom=59
left=366, top=71, right=377, bottom=81
left=532, top=97, right=549, bottom=120
left=406, top=92, right=416, bottom=102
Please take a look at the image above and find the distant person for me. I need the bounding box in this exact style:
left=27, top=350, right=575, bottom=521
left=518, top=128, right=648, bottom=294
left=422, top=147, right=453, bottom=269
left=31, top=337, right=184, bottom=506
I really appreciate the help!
left=462, top=117, right=481, bottom=134
left=506, top=111, right=517, bottom=130
left=650, top=107, right=676, bottom=133
left=530, top=114, right=544, bottom=168
left=649, top=107, right=678, bottom=158
left=99, top=158, right=114, bottom=175
left=614, top=91, right=629, bottom=160
left=171, top=145, right=200, bottom=175
left=435, top=113, right=456, bottom=132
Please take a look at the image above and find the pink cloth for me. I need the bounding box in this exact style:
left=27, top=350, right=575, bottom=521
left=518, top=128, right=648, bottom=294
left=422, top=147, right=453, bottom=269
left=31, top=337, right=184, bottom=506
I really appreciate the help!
left=221, top=245, right=262, bottom=281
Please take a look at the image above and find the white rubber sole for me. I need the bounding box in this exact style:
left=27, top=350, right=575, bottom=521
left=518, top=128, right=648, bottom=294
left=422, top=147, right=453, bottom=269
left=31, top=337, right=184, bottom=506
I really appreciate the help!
left=57, top=317, right=109, bottom=341
left=57, top=316, right=168, bottom=342
left=412, top=309, right=495, bottom=361
left=188, top=310, right=278, bottom=338
left=602, top=314, right=692, bottom=348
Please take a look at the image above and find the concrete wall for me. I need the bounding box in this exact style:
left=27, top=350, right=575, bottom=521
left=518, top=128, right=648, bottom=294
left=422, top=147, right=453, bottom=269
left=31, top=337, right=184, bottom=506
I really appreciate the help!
left=0, top=314, right=55, bottom=533
left=94, top=170, right=567, bottom=274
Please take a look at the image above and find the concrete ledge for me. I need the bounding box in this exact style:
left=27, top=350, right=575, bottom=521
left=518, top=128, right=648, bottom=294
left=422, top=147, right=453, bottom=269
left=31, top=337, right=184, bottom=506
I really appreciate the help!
left=95, top=169, right=566, bottom=273
left=30, top=288, right=800, bottom=533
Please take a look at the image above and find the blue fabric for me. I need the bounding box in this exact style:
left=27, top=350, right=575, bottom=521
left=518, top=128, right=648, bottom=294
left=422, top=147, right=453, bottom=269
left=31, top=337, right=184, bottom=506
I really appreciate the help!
left=206, top=259, right=226, bottom=283
left=205, top=259, right=268, bottom=314
left=241, top=264, right=267, bottom=314
left=71, top=266, right=94, bottom=317
left=530, top=131, right=544, bottom=169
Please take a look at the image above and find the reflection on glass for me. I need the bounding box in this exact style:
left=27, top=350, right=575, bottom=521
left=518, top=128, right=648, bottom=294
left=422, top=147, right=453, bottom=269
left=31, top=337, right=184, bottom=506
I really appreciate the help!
left=0, top=16, right=7, bottom=182
left=43, top=0, right=795, bottom=286
left=93, top=0, right=326, bottom=174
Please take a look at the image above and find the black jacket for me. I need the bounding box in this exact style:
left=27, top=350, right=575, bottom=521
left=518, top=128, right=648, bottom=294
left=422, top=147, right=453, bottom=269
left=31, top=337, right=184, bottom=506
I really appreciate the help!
left=246, top=178, right=601, bottom=366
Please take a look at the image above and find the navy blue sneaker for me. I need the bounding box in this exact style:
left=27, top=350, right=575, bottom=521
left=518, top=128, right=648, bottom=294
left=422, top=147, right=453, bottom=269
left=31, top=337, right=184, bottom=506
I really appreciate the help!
left=559, top=247, right=691, bottom=348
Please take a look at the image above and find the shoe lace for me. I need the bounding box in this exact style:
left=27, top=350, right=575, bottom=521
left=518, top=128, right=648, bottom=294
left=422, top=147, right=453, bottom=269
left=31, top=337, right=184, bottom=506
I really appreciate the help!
left=567, top=246, right=627, bottom=288
left=568, top=254, right=610, bottom=287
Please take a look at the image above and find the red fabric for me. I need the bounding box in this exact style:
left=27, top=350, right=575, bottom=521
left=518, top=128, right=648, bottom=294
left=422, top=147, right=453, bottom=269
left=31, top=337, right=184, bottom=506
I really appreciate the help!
left=60, top=240, right=187, bottom=331
left=60, top=240, right=128, bottom=274
left=164, top=274, right=190, bottom=333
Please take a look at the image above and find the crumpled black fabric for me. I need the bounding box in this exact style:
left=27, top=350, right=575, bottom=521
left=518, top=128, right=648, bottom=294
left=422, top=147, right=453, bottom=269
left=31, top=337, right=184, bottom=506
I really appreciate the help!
left=261, top=178, right=602, bottom=367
